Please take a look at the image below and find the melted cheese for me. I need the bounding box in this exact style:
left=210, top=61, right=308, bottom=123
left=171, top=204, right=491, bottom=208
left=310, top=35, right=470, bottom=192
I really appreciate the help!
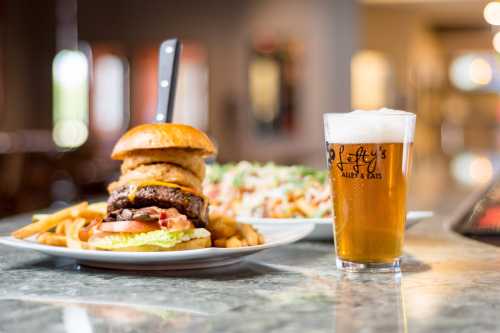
left=127, top=180, right=202, bottom=203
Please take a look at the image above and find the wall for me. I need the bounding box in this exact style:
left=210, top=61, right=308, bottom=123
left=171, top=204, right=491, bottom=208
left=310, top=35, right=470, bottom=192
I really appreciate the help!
left=0, top=0, right=56, bottom=201
left=1, top=0, right=55, bottom=130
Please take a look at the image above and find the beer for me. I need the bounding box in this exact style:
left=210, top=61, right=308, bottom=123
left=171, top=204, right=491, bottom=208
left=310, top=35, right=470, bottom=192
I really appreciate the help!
left=324, top=109, right=416, bottom=272
left=328, top=143, right=412, bottom=262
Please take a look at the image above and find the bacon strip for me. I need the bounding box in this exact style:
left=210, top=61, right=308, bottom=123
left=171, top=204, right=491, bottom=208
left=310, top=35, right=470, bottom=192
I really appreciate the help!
left=158, top=208, right=192, bottom=231
left=106, top=206, right=194, bottom=232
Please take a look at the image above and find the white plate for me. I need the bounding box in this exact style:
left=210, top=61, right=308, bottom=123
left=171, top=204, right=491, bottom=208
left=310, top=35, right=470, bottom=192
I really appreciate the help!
left=0, top=224, right=314, bottom=270
left=238, top=211, right=433, bottom=240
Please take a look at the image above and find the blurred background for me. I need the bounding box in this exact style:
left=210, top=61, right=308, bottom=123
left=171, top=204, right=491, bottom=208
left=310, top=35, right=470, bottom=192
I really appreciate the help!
left=0, top=0, right=499, bottom=216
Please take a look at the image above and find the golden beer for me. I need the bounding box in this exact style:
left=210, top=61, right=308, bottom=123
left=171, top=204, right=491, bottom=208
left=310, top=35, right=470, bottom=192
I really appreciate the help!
left=324, top=109, right=416, bottom=272
left=328, top=143, right=412, bottom=263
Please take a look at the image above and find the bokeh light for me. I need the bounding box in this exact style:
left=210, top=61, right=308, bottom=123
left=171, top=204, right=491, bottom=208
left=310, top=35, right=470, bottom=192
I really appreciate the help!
left=351, top=50, right=391, bottom=110
left=450, top=54, right=493, bottom=91
left=53, top=50, right=88, bottom=87
left=249, top=57, right=280, bottom=123
left=451, top=153, right=493, bottom=186
left=470, top=156, right=494, bottom=185
left=53, top=119, right=89, bottom=148
left=93, top=55, right=127, bottom=135
left=484, top=2, right=500, bottom=25
left=493, top=31, right=500, bottom=53
left=469, top=58, right=492, bottom=85
left=52, top=49, right=89, bottom=149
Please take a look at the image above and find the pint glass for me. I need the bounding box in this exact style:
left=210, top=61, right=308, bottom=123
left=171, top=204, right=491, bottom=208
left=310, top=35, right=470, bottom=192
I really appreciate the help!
left=323, top=109, right=416, bottom=272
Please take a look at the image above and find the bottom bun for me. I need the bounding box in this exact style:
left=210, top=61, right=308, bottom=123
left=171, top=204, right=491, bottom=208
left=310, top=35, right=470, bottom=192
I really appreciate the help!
left=167, top=236, right=212, bottom=251
left=95, top=236, right=212, bottom=252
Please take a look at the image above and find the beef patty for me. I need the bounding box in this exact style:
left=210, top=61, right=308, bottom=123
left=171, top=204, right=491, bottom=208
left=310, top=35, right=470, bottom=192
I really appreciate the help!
left=107, top=185, right=208, bottom=227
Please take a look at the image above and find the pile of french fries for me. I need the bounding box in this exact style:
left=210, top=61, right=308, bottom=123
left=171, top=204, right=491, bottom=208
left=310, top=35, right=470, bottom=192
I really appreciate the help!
left=11, top=202, right=265, bottom=250
left=207, top=212, right=265, bottom=248
left=11, top=202, right=107, bottom=249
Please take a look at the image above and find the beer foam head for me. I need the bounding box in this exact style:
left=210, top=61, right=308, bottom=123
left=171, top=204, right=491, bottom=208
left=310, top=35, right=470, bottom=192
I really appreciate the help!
left=323, top=108, right=416, bottom=144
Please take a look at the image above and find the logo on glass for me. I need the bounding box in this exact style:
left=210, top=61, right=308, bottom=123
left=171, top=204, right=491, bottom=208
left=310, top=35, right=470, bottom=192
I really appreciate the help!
left=328, top=143, right=387, bottom=180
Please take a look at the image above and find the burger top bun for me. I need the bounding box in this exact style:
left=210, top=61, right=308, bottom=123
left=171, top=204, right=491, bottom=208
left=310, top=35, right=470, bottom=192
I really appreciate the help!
left=111, top=123, right=217, bottom=160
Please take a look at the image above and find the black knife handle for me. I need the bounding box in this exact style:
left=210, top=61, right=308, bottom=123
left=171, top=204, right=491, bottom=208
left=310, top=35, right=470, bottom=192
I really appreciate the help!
left=155, top=38, right=181, bottom=123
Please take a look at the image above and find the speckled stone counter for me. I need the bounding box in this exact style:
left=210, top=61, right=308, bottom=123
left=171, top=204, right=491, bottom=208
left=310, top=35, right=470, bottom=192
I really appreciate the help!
left=1, top=186, right=499, bottom=333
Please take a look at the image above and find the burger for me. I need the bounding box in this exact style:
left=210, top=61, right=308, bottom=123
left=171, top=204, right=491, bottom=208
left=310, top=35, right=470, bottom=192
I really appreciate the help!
left=88, top=123, right=217, bottom=251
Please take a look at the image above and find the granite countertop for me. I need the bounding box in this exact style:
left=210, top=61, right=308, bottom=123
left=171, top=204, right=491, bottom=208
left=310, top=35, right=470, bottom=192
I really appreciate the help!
left=1, top=186, right=499, bottom=333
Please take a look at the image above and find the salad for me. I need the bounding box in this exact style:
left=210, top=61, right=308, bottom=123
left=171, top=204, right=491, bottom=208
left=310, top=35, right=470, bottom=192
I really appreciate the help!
left=204, top=161, right=332, bottom=218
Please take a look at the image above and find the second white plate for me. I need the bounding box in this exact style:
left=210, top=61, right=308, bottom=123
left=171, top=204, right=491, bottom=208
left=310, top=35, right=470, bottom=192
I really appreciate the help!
left=238, top=211, right=433, bottom=240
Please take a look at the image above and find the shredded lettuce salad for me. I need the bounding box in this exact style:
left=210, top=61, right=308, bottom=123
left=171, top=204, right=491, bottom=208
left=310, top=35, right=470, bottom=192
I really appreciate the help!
left=204, top=162, right=332, bottom=218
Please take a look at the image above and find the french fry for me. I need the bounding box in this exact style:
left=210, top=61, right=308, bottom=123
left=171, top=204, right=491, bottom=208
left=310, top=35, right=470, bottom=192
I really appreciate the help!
left=295, top=198, right=315, bottom=217
left=226, top=236, right=242, bottom=248
left=269, top=209, right=288, bottom=218
left=78, top=218, right=102, bottom=242
left=214, top=238, right=227, bottom=247
left=55, top=220, right=67, bottom=235
left=208, top=212, right=266, bottom=248
left=207, top=213, right=237, bottom=239
left=78, top=202, right=107, bottom=220
left=258, top=233, right=266, bottom=245
left=37, top=232, right=67, bottom=247
left=65, top=218, right=90, bottom=249
left=87, top=202, right=107, bottom=215
left=77, top=211, right=104, bottom=221
left=12, top=202, right=88, bottom=239
left=32, top=214, right=50, bottom=223
left=238, top=223, right=259, bottom=246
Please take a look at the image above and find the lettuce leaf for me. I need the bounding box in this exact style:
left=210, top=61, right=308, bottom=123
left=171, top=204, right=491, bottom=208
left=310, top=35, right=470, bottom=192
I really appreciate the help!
left=91, top=228, right=210, bottom=250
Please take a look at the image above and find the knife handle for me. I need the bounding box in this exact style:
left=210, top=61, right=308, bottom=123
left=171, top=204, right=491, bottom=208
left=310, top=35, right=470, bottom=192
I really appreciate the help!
left=155, top=38, right=181, bottom=123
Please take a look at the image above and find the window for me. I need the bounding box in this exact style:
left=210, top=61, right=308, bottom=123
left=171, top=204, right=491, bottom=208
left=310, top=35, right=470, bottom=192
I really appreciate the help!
left=351, top=50, right=391, bottom=110
left=52, top=50, right=89, bottom=148
left=93, top=54, right=129, bottom=138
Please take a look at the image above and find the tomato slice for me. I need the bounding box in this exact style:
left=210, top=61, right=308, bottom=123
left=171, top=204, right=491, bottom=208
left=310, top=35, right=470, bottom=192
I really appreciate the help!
left=99, top=220, right=160, bottom=233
